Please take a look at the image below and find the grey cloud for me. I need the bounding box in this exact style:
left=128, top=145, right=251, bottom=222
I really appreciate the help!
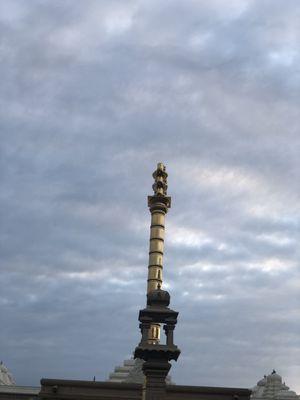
left=0, top=0, right=299, bottom=393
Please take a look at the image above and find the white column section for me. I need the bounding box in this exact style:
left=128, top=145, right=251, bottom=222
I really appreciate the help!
left=147, top=210, right=165, bottom=293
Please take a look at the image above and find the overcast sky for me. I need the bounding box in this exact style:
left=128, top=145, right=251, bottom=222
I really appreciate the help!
left=0, top=0, right=299, bottom=393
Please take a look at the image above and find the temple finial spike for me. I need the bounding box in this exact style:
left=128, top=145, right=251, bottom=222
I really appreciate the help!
left=152, top=163, right=168, bottom=196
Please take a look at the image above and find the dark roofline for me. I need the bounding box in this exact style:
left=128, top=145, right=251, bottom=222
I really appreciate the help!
left=40, top=379, right=141, bottom=390
left=40, top=378, right=251, bottom=395
left=167, top=384, right=251, bottom=395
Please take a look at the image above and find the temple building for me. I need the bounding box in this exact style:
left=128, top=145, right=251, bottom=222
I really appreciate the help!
left=1, top=164, right=298, bottom=400
left=251, top=371, right=299, bottom=400
left=0, top=362, right=39, bottom=400
left=0, top=363, right=15, bottom=386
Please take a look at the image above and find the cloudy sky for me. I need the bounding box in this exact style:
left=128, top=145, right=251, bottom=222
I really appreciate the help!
left=1, top=0, right=299, bottom=393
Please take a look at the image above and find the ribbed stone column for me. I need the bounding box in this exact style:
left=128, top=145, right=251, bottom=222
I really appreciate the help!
left=147, top=207, right=165, bottom=292
left=142, top=360, right=171, bottom=400
left=146, top=163, right=171, bottom=344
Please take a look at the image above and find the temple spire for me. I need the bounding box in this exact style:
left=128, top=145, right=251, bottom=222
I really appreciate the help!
left=146, top=163, right=171, bottom=343
left=134, top=165, right=180, bottom=398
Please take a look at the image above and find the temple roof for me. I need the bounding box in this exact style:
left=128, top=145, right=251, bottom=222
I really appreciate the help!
left=0, top=362, right=15, bottom=386
left=107, top=358, right=144, bottom=384
left=107, top=357, right=172, bottom=384
left=251, top=371, right=299, bottom=400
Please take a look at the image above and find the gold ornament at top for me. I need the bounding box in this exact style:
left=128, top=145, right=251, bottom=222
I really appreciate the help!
left=152, top=162, right=168, bottom=196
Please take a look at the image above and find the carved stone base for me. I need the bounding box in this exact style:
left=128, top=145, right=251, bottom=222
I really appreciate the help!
left=142, top=360, right=171, bottom=400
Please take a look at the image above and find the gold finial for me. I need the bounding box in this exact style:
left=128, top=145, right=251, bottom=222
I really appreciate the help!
left=152, top=162, right=168, bottom=196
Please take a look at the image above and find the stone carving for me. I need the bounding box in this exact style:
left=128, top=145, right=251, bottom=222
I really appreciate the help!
left=0, top=362, right=15, bottom=386
left=251, top=371, right=299, bottom=400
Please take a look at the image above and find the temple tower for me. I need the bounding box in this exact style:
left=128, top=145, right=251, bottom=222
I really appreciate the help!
left=147, top=163, right=171, bottom=344
left=108, top=163, right=173, bottom=383
left=134, top=163, right=180, bottom=400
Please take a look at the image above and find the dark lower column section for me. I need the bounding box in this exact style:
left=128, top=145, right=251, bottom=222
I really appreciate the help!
left=142, top=360, right=171, bottom=400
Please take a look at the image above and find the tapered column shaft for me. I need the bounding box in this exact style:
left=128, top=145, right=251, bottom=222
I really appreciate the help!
left=146, top=163, right=171, bottom=344
left=147, top=209, right=165, bottom=293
